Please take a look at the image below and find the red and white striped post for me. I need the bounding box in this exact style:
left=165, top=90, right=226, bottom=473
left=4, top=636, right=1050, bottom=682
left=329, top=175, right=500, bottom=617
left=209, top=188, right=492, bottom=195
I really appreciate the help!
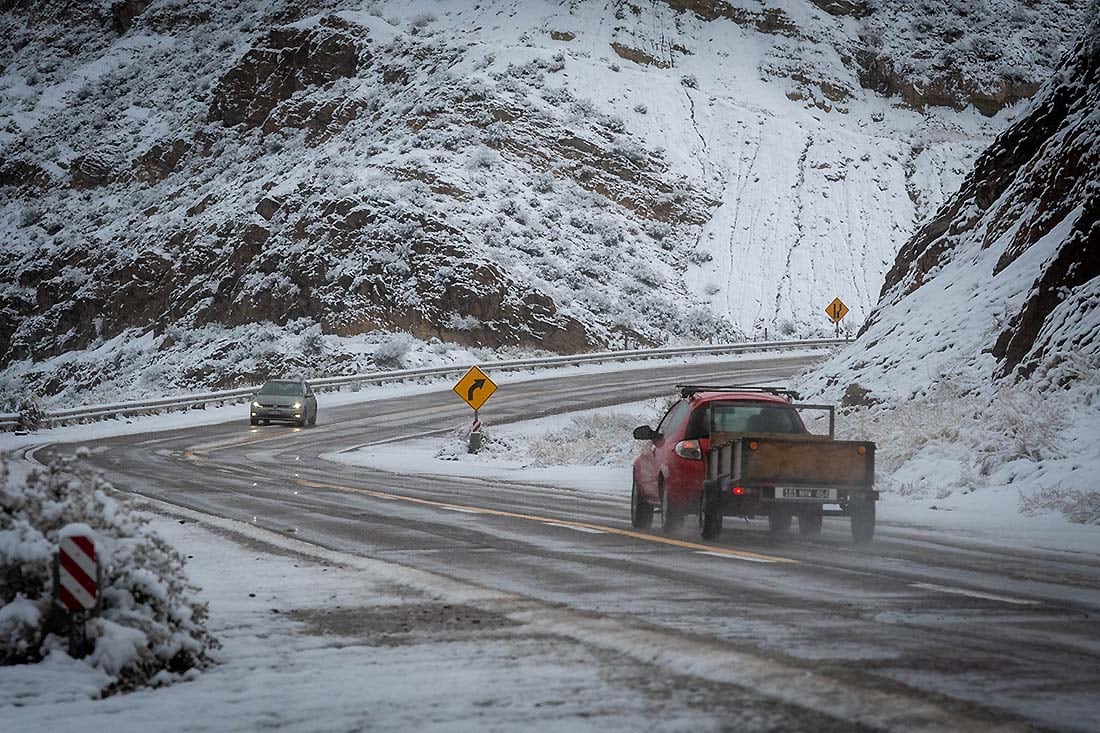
left=56, top=524, right=99, bottom=658
left=468, top=409, right=483, bottom=454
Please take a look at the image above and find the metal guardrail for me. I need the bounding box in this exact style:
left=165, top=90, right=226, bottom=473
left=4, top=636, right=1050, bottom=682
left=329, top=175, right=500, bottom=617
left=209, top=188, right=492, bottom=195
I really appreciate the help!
left=2, top=338, right=846, bottom=430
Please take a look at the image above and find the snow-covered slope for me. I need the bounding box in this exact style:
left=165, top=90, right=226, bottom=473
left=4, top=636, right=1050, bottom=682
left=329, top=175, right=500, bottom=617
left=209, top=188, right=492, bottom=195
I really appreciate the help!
left=0, top=1, right=1085, bottom=404
left=800, top=10, right=1098, bottom=520
left=806, top=15, right=1098, bottom=401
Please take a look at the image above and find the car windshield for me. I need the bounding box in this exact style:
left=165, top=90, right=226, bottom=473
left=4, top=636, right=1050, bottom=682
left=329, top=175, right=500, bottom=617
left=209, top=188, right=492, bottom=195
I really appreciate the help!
left=706, top=403, right=805, bottom=434
left=258, top=381, right=303, bottom=396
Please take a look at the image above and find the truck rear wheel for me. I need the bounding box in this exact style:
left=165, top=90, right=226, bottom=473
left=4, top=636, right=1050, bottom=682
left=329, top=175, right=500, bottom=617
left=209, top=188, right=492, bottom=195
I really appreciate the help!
left=631, top=481, right=654, bottom=529
left=850, top=500, right=876, bottom=544
left=768, top=507, right=792, bottom=535
left=798, top=507, right=823, bottom=536
left=701, top=505, right=722, bottom=540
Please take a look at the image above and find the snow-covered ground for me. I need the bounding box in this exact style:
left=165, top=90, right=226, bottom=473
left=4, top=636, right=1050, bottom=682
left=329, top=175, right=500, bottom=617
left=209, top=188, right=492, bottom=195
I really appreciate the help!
left=1, top=500, right=683, bottom=731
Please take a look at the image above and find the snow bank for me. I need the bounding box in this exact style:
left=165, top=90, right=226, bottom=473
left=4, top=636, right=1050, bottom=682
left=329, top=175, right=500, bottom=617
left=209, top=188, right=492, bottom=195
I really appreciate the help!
left=0, top=451, right=217, bottom=694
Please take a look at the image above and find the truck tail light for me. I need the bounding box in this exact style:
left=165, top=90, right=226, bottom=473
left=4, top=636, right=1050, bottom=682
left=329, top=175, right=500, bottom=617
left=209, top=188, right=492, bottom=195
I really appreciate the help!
left=748, top=440, right=759, bottom=450
left=857, top=445, right=867, bottom=455
left=674, top=440, right=702, bottom=460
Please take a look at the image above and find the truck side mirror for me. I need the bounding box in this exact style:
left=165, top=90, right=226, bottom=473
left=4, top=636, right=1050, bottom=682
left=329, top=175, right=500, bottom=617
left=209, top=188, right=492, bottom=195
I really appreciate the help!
left=633, top=425, right=654, bottom=441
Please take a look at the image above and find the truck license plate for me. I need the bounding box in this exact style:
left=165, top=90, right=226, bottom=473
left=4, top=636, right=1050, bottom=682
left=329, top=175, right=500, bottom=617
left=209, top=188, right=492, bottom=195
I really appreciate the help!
left=780, top=488, right=837, bottom=500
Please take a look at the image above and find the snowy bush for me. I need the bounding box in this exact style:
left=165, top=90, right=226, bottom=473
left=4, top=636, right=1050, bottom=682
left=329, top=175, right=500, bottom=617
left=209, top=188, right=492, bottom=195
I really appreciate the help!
left=373, top=332, right=415, bottom=369
left=0, top=453, right=217, bottom=691
left=527, top=411, right=648, bottom=466
left=468, top=145, right=499, bottom=169
left=409, top=12, right=436, bottom=29
left=546, top=51, right=566, bottom=73
left=831, top=372, right=1099, bottom=521
left=445, top=314, right=481, bottom=331
left=1019, top=487, right=1100, bottom=525
left=299, top=325, right=326, bottom=358
left=1, top=385, right=47, bottom=431
left=531, top=172, right=555, bottom=193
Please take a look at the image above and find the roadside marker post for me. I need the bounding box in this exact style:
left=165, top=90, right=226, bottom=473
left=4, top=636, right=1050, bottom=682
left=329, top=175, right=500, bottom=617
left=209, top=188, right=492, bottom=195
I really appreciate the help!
left=453, top=366, right=497, bottom=454
left=55, top=524, right=100, bottom=658
left=469, top=411, right=483, bottom=454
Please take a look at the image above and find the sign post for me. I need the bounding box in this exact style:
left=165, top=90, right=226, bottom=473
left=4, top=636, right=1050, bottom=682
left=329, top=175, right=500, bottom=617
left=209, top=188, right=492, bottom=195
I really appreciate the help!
left=825, top=297, right=849, bottom=339
left=452, top=366, right=497, bottom=454
left=55, top=524, right=99, bottom=658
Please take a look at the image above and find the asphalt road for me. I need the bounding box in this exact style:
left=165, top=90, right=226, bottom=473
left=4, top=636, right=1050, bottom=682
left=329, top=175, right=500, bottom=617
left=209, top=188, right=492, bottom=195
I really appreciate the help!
left=53, top=354, right=1100, bottom=732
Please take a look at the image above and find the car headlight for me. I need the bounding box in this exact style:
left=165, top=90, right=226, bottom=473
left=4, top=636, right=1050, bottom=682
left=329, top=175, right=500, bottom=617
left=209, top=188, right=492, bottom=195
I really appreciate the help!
left=292, top=402, right=301, bottom=409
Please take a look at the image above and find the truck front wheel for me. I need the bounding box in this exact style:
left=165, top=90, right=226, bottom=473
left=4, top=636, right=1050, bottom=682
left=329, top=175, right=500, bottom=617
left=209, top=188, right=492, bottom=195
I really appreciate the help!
left=850, top=500, right=876, bottom=544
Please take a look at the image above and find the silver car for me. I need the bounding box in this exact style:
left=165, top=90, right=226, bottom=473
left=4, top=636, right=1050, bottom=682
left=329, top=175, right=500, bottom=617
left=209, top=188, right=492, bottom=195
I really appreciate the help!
left=250, top=379, right=318, bottom=427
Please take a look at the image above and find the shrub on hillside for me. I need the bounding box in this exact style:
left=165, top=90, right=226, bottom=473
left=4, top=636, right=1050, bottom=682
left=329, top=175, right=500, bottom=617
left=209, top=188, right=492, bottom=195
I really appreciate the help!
left=373, top=332, right=414, bottom=369
left=0, top=452, right=218, bottom=693
left=1019, top=487, right=1100, bottom=525
left=0, top=385, right=47, bottom=431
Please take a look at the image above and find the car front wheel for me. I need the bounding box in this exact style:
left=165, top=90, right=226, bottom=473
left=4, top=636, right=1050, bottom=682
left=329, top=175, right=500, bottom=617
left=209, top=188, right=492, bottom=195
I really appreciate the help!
left=660, top=486, right=683, bottom=534
left=631, top=481, right=654, bottom=529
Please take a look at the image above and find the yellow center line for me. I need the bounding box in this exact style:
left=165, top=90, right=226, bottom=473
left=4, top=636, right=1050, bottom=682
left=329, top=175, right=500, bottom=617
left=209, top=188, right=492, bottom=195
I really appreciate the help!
left=296, top=478, right=798, bottom=565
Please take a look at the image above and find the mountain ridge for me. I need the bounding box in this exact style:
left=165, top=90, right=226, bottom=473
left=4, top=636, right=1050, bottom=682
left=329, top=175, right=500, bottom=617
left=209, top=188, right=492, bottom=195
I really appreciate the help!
left=0, top=0, right=1085, bottom=404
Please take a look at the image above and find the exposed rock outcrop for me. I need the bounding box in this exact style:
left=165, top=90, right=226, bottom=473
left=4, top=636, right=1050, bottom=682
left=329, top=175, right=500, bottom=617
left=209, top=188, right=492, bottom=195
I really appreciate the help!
left=208, top=17, right=367, bottom=130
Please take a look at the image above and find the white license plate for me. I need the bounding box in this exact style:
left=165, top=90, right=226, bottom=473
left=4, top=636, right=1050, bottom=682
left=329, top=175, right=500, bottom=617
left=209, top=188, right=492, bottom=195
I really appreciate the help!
left=780, top=488, right=837, bottom=500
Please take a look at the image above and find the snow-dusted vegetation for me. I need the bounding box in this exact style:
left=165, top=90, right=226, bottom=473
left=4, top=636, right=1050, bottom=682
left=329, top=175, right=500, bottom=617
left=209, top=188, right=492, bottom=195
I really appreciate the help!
left=0, top=453, right=218, bottom=692
left=0, top=1, right=1085, bottom=406
left=435, top=399, right=671, bottom=468
left=802, top=10, right=1100, bottom=523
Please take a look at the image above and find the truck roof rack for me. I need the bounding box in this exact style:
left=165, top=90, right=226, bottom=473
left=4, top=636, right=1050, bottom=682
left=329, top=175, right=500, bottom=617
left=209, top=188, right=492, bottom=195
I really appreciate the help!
left=676, top=384, right=801, bottom=400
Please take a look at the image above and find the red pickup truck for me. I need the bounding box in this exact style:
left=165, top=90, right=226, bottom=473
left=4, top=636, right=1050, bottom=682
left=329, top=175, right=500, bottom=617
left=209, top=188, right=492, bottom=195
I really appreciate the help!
left=631, top=385, right=877, bottom=543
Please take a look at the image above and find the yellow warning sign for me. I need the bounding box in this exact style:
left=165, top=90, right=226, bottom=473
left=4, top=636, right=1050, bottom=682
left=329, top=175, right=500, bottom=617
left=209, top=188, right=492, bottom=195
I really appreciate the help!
left=825, top=297, right=849, bottom=324
left=453, top=366, right=497, bottom=411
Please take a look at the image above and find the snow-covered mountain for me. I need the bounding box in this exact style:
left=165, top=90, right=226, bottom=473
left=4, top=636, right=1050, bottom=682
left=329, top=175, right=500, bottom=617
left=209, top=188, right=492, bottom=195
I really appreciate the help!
left=800, top=9, right=1097, bottom=519
left=806, top=13, right=1098, bottom=402
left=0, top=0, right=1085, bottom=404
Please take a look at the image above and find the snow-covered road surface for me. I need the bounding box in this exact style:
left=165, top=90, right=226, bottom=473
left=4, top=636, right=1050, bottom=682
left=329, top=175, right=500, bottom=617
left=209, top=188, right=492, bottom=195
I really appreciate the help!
left=6, top=353, right=1100, bottom=731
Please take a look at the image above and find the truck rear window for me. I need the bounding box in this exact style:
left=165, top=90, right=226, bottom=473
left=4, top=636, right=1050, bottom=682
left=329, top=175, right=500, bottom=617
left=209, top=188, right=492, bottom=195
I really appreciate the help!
left=701, top=404, right=806, bottom=435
